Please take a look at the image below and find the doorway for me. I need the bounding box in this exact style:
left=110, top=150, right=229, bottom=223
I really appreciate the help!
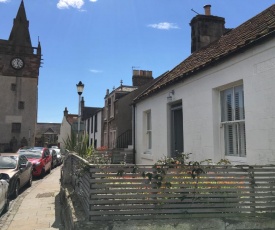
left=170, top=102, right=183, bottom=158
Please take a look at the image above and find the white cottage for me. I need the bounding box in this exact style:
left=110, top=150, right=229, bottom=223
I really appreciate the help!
left=133, top=4, right=275, bottom=165
left=83, top=108, right=102, bottom=150
left=58, top=107, right=78, bottom=152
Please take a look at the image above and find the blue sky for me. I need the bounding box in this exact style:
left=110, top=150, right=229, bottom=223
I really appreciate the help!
left=0, top=0, right=274, bottom=123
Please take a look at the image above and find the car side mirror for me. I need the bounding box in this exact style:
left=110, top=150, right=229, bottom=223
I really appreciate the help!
left=19, top=163, right=27, bottom=169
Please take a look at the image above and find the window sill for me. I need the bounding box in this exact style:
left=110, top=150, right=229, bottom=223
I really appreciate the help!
left=226, top=156, right=247, bottom=165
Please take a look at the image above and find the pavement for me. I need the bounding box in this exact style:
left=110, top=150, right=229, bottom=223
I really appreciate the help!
left=0, top=166, right=63, bottom=230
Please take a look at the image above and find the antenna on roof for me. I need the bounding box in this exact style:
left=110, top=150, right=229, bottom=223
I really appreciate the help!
left=132, top=66, right=140, bottom=70
left=191, top=8, right=199, bottom=15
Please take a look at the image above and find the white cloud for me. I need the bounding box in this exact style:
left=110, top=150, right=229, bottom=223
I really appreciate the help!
left=147, top=22, right=179, bottom=30
left=89, top=69, right=102, bottom=74
left=0, top=0, right=10, bottom=3
left=57, top=0, right=97, bottom=9
left=57, top=0, right=84, bottom=9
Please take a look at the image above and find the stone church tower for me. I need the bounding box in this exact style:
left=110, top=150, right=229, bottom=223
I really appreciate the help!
left=0, top=0, right=42, bottom=152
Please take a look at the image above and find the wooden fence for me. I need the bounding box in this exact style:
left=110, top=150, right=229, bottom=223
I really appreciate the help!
left=66, top=154, right=275, bottom=221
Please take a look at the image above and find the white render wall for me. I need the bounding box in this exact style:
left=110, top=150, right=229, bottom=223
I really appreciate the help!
left=135, top=39, right=275, bottom=165
left=58, top=116, right=72, bottom=152
left=87, top=110, right=102, bottom=149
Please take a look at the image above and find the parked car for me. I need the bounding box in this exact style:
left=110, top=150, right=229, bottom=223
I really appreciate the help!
left=0, top=153, right=33, bottom=198
left=49, top=149, right=58, bottom=169
left=16, top=146, right=32, bottom=153
left=0, top=174, right=9, bottom=215
left=18, top=148, right=52, bottom=178
left=50, top=148, right=63, bottom=166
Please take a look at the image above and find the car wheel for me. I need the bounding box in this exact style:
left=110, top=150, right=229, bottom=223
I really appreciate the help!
left=40, top=169, right=45, bottom=178
left=13, top=181, right=20, bottom=198
left=27, top=174, right=32, bottom=187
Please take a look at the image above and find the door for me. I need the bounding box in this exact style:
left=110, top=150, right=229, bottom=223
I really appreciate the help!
left=171, top=103, right=183, bottom=158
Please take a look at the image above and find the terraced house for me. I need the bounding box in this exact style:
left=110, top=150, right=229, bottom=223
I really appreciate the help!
left=133, top=4, right=275, bottom=165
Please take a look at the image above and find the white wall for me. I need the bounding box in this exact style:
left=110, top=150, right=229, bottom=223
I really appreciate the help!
left=86, top=110, right=102, bottom=149
left=135, top=39, right=275, bottom=165
left=58, top=116, right=72, bottom=151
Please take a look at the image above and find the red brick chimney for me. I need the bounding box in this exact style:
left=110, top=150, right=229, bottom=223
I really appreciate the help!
left=204, top=4, right=211, bottom=15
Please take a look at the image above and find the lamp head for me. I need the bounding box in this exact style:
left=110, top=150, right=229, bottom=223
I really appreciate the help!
left=76, top=81, right=84, bottom=95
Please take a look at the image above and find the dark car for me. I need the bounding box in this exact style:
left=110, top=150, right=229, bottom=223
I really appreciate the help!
left=19, top=148, right=52, bottom=178
left=0, top=153, right=33, bottom=198
left=49, top=149, right=58, bottom=169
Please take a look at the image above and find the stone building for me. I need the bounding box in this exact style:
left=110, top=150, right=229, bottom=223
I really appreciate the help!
left=102, top=70, right=154, bottom=149
left=35, top=123, right=61, bottom=147
left=0, top=0, right=42, bottom=152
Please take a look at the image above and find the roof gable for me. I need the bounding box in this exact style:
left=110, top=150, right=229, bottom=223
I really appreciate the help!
left=135, top=4, right=275, bottom=102
left=35, top=123, right=61, bottom=137
left=66, top=114, right=78, bottom=125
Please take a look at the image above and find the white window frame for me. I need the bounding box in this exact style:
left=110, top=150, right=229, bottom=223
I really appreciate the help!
left=220, top=84, right=246, bottom=157
left=143, top=110, right=152, bottom=153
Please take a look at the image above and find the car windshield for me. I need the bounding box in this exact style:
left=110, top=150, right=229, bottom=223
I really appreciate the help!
left=19, top=150, right=42, bottom=159
left=0, top=156, right=18, bottom=169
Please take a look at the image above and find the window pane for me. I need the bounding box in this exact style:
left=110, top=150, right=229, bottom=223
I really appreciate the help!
left=12, top=123, right=21, bottom=133
left=87, top=119, right=90, bottom=133
left=235, top=85, right=245, bottom=120
left=148, top=131, right=152, bottom=149
left=224, top=123, right=238, bottom=155
left=239, top=123, right=246, bottom=156
left=147, top=112, right=151, bottom=130
left=95, top=114, right=98, bottom=132
left=145, top=111, right=152, bottom=150
left=91, top=118, right=93, bottom=133
left=221, top=88, right=233, bottom=122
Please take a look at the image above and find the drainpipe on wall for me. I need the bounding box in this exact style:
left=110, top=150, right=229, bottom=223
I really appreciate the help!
left=93, top=116, right=96, bottom=148
left=132, top=103, right=136, bottom=164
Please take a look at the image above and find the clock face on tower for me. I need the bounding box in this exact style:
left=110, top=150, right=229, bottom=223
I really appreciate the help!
left=11, top=57, right=24, bottom=70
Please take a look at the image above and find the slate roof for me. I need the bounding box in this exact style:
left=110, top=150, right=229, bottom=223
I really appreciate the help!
left=36, top=123, right=61, bottom=137
left=134, top=4, right=275, bottom=102
left=82, top=107, right=102, bottom=120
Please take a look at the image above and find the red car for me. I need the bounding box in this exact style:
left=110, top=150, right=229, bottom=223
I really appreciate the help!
left=18, top=147, right=52, bottom=178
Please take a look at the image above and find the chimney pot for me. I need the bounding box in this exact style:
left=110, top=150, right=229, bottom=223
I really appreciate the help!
left=204, top=4, right=211, bottom=15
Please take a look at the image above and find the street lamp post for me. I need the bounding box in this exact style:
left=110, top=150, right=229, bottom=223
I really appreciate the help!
left=76, top=81, right=84, bottom=144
